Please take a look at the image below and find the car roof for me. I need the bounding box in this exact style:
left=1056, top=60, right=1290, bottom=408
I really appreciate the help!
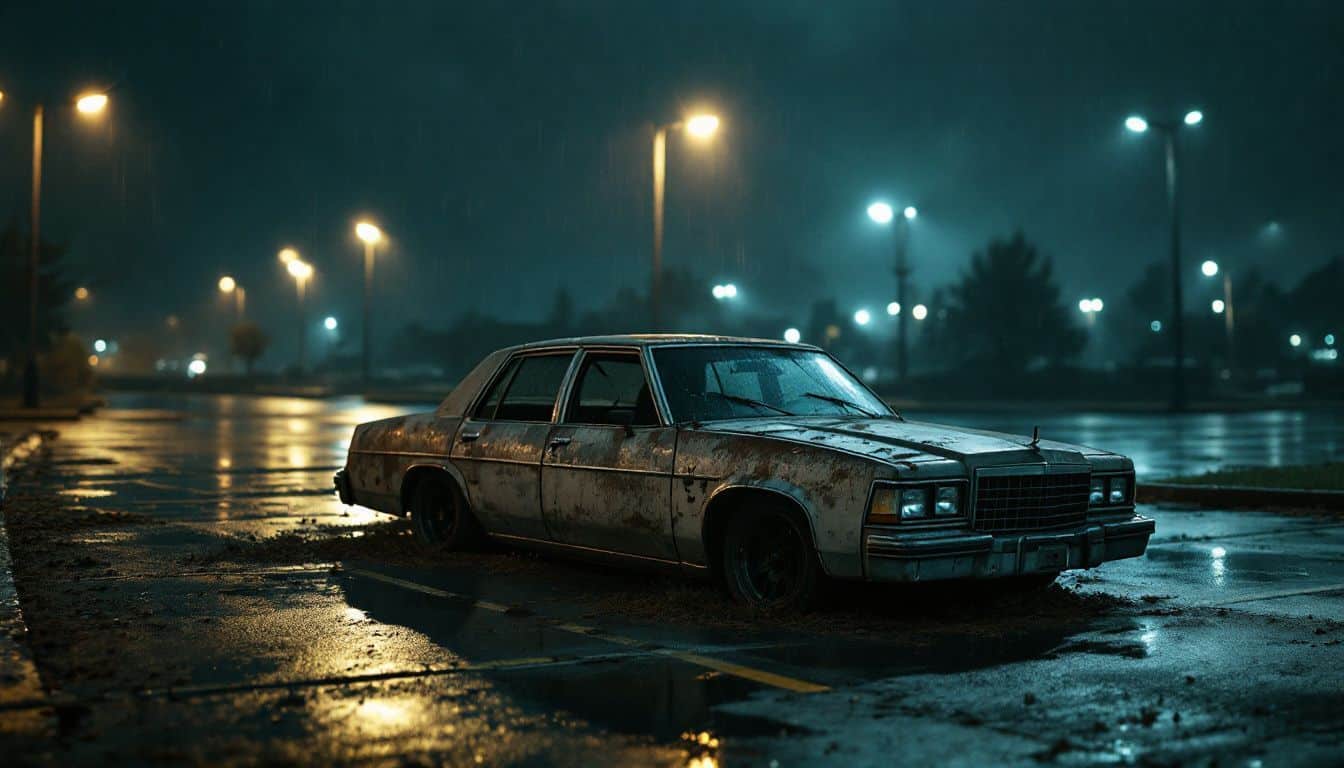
left=503, top=334, right=821, bottom=353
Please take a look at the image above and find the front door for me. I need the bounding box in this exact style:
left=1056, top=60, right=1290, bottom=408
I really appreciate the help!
left=451, top=350, right=575, bottom=540
left=541, top=350, right=677, bottom=560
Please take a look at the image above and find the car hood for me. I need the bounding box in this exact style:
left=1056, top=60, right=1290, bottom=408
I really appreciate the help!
left=695, top=416, right=1101, bottom=469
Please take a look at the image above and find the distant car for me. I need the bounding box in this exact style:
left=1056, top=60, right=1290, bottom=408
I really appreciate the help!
left=336, top=335, right=1153, bottom=608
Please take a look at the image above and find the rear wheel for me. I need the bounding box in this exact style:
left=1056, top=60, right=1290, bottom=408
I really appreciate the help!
left=721, top=504, right=820, bottom=610
left=410, top=479, right=478, bottom=551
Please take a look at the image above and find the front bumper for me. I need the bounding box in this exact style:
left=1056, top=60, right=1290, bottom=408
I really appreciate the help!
left=863, top=514, right=1154, bottom=582
left=333, top=468, right=354, bottom=505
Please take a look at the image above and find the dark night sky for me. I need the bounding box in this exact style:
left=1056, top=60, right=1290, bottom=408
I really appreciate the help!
left=2, top=0, right=1341, bottom=362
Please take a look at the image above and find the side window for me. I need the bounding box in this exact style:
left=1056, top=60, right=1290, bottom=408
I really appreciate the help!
left=492, top=353, right=573, bottom=422
left=566, top=353, right=658, bottom=426
left=472, top=357, right=521, bottom=420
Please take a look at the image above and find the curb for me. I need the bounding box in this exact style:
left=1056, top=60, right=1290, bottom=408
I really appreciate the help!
left=0, top=431, right=53, bottom=736
left=1138, top=482, right=1344, bottom=511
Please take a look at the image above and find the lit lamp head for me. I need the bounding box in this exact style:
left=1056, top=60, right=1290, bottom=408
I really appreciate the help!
left=684, top=114, right=720, bottom=139
left=217, top=276, right=236, bottom=294
left=355, top=221, right=383, bottom=245
left=867, top=202, right=894, bottom=225
left=278, top=248, right=299, bottom=265
left=1124, top=115, right=1149, bottom=133
left=1201, top=260, right=1219, bottom=277
left=76, top=92, right=109, bottom=116
left=287, top=259, right=313, bottom=281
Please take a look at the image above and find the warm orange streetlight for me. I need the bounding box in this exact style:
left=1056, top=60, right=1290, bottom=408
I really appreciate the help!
left=651, top=110, right=722, bottom=326
left=284, top=258, right=314, bottom=373
left=278, top=247, right=299, bottom=265
left=217, top=276, right=236, bottom=293
left=75, top=92, right=109, bottom=115
left=354, top=220, right=383, bottom=388
left=74, top=286, right=90, bottom=301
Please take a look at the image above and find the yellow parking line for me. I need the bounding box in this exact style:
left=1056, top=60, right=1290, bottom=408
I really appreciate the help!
left=342, top=567, right=830, bottom=694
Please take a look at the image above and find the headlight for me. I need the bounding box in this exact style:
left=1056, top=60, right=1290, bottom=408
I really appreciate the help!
left=1089, top=477, right=1105, bottom=505
left=1108, top=477, right=1127, bottom=504
left=900, top=488, right=929, bottom=520
left=934, top=485, right=960, bottom=516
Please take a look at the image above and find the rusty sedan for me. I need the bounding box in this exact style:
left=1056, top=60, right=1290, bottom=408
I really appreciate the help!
left=335, top=335, right=1153, bottom=608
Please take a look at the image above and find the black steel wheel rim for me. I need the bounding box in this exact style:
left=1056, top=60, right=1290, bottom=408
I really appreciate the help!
left=735, top=513, right=803, bottom=604
left=418, top=486, right=458, bottom=543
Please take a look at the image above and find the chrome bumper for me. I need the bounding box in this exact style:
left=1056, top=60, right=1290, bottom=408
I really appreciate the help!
left=863, top=514, right=1154, bottom=582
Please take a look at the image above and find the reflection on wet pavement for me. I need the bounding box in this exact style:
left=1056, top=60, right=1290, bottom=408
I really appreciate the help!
left=2, top=393, right=1341, bottom=765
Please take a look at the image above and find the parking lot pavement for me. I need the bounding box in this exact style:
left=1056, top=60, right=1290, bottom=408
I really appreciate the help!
left=1, top=394, right=1340, bottom=765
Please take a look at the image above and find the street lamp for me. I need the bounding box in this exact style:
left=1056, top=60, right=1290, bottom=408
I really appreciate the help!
left=3, top=85, right=110, bottom=407
left=911, top=304, right=929, bottom=321
left=354, top=220, right=383, bottom=388
left=217, top=275, right=246, bottom=318
left=711, top=283, right=738, bottom=300
left=853, top=308, right=872, bottom=326
left=783, top=328, right=801, bottom=344
left=868, top=198, right=919, bottom=380
left=1125, top=108, right=1203, bottom=411
left=283, top=253, right=314, bottom=374
left=651, top=111, right=720, bottom=328
left=1200, top=259, right=1235, bottom=371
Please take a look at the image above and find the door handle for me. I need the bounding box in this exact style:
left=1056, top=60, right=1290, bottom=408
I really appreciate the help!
left=547, top=436, right=572, bottom=449
left=460, top=430, right=481, bottom=442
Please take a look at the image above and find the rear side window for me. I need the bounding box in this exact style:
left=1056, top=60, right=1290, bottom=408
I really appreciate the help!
left=565, top=353, right=658, bottom=426
left=491, top=353, right=573, bottom=422
left=472, top=357, right=521, bottom=419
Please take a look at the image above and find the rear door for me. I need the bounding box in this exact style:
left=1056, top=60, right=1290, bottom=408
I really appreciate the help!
left=451, top=350, right=575, bottom=539
left=541, top=349, right=677, bottom=559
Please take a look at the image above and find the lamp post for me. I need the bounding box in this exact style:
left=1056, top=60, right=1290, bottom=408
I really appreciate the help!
left=1125, top=109, right=1203, bottom=411
left=867, top=201, right=918, bottom=380
left=1200, top=260, right=1235, bottom=373
left=354, top=221, right=383, bottom=389
left=282, top=251, right=313, bottom=374
left=651, top=112, right=719, bottom=328
left=2, top=87, right=110, bottom=407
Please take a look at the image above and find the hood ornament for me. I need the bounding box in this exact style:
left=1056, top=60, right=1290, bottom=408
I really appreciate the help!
left=1028, top=425, right=1041, bottom=450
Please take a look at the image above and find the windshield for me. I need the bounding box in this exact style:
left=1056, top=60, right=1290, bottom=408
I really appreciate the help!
left=652, top=346, right=892, bottom=423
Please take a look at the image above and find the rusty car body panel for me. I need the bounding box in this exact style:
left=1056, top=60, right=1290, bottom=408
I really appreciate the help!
left=336, top=335, right=1153, bottom=583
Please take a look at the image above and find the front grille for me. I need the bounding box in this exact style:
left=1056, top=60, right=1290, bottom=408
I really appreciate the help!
left=973, top=472, right=1090, bottom=533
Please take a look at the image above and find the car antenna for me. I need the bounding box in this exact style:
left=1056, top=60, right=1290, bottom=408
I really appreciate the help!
left=1029, top=425, right=1041, bottom=450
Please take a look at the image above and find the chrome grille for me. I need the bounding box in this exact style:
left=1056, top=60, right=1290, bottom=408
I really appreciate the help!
left=973, top=471, right=1090, bottom=533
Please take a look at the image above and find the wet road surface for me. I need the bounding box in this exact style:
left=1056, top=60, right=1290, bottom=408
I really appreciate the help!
left=2, top=393, right=1341, bottom=765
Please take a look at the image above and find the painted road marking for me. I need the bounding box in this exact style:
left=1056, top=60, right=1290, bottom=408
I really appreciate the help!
left=1212, top=583, right=1344, bottom=606
left=344, top=567, right=831, bottom=694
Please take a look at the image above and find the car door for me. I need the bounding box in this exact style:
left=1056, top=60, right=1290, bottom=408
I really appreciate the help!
left=541, top=348, right=677, bottom=560
left=450, top=350, right=575, bottom=540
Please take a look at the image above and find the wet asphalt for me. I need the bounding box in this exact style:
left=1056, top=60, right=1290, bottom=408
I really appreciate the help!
left=2, top=393, right=1342, bottom=766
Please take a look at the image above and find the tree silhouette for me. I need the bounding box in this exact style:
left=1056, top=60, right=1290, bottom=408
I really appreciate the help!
left=0, top=222, right=73, bottom=379
left=925, top=232, right=1084, bottom=373
left=230, top=322, right=270, bottom=375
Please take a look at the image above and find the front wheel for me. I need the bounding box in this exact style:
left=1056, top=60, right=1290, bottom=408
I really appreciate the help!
left=410, top=480, right=478, bottom=551
left=721, top=505, right=821, bottom=610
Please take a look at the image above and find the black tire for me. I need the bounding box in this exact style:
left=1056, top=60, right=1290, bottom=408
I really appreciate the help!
left=721, top=504, right=821, bottom=610
left=410, top=479, right=478, bottom=551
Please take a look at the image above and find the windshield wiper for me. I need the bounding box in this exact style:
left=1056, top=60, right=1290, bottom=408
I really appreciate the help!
left=709, top=391, right=794, bottom=416
left=802, top=391, right=878, bottom=418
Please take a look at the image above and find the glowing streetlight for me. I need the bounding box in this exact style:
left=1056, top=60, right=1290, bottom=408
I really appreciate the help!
left=711, top=283, right=738, bottom=300
left=853, top=309, right=872, bottom=326
left=1202, top=260, right=1235, bottom=371
left=1150, top=320, right=1163, bottom=333
left=284, top=258, right=314, bottom=374
left=912, top=304, right=929, bottom=320
left=12, top=86, right=113, bottom=407
left=324, top=316, right=338, bottom=331
left=1289, top=334, right=1302, bottom=348
left=74, top=286, right=90, bottom=301
left=685, top=114, right=720, bottom=139
left=1211, top=299, right=1225, bottom=314
left=218, top=275, right=236, bottom=293
left=354, top=220, right=384, bottom=388
left=94, top=339, right=108, bottom=353
left=1201, top=260, right=1219, bottom=277
left=1123, top=108, right=1203, bottom=410
left=1326, top=334, right=1336, bottom=347
left=278, top=247, right=299, bottom=265
left=867, top=198, right=920, bottom=379
left=651, top=111, right=722, bottom=327
left=1124, top=116, right=1149, bottom=133
left=75, top=93, right=108, bottom=115
left=783, top=328, right=801, bottom=344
